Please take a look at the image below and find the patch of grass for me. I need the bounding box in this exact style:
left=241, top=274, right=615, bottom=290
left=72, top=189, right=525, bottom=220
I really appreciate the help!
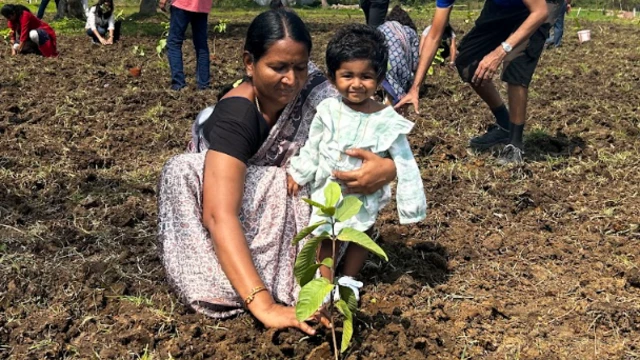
left=115, top=294, right=154, bottom=307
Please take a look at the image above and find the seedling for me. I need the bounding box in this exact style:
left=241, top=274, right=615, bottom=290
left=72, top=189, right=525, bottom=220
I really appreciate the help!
left=156, top=21, right=170, bottom=58
left=293, top=182, right=388, bottom=358
left=211, top=19, right=228, bottom=59
left=130, top=45, right=146, bottom=76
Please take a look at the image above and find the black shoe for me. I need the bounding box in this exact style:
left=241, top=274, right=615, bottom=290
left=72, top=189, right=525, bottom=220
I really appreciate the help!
left=497, top=144, right=524, bottom=165
left=469, top=125, right=509, bottom=150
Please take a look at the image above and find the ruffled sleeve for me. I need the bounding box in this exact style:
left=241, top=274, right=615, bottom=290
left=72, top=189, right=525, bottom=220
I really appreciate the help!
left=357, top=107, right=415, bottom=153
left=388, top=135, right=427, bottom=224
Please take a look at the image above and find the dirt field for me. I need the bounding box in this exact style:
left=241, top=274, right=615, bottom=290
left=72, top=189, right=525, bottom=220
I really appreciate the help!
left=1, top=14, right=639, bottom=360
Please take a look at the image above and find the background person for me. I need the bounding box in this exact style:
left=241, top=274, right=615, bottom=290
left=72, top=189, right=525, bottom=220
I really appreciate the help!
left=2, top=4, right=58, bottom=57
left=420, top=22, right=457, bottom=67
left=377, top=5, right=420, bottom=105
left=85, top=0, right=121, bottom=45
left=395, top=0, right=557, bottom=165
left=159, top=0, right=212, bottom=90
left=360, top=0, right=389, bottom=27
left=546, top=0, right=570, bottom=48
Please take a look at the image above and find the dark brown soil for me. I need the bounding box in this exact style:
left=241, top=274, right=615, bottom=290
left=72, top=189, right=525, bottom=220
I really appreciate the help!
left=1, top=14, right=639, bottom=360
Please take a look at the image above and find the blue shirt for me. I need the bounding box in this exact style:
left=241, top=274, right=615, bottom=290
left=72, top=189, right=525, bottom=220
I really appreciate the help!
left=436, top=0, right=524, bottom=8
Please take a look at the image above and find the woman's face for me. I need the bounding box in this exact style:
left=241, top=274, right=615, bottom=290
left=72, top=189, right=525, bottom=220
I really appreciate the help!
left=245, top=37, right=309, bottom=110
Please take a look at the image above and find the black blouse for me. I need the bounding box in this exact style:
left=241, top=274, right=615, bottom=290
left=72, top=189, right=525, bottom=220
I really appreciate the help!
left=203, top=97, right=270, bottom=165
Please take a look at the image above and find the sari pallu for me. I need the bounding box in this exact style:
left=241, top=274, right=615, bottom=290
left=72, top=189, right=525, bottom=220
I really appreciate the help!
left=158, top=64, right=338, bottom=318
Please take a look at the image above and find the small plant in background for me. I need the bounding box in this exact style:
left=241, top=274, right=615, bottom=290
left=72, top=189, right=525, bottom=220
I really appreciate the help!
left=428, top=48, right=445, bottom=76
left=211, top=19, right=228, bottom=59
left=0, top=28, right=11, bottom=43
left=129, top=45, right=146, bottom=77
left=293, top=182, right=388, bottom=359
left=156, top=21, right=170, bottom=58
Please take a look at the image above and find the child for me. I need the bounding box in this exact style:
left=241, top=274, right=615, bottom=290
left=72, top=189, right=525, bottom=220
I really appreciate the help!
left=287, top=23, right=427, bottom=301
left=420, top=22, right=457, bottom=67
left=85, top=0, right=121, bottom=45
left=1, top=4, right=58, bottom=57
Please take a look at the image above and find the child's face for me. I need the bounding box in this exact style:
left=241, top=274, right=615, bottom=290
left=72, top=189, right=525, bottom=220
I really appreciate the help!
left=332, top=60, right=378, bottom=105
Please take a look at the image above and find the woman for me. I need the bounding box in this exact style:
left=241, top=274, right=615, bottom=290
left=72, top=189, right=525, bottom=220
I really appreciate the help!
left=377, top=5, right=419, bottom=105
left=158, top=9, right=397, bottom=334
left=1, top=4, right=58, bottom=57
left=85, top=0, right=121, bottom=45
left=420, top=22, right=457, bottom=67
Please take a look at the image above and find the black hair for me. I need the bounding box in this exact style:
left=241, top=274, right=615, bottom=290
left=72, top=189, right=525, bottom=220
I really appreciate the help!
left=325, top=23, right=388, bottom=83
left=269, top=0, right=284, bottom=10
left=244, top=9, right=312, bottom=63
left=1, top=4, right=31, bottom=19
left=95, top=0, right=114, bottom=19
left=385, top=5, right=417, bottom=33
left=443, top=23, right=455, bottom=40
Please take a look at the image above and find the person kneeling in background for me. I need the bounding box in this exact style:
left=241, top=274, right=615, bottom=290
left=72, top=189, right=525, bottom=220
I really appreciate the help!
left=1, top=4, right=58, bottom=57
left=85, top=0, right=121, bottom=45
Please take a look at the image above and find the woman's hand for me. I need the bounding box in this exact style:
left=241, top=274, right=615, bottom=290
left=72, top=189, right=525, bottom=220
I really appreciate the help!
left=253, top=303, right=327, bottom=335
left=287, top=175, right=299, bottom=196
left=106, top=37, right=113, bottom=45
left=332, top=149, right=396, bottom=194
left=99, top=36, right=108, bottom=45
left=394, top=87, right=420, bottom=114
left=11, top=47, right=17, bottom=56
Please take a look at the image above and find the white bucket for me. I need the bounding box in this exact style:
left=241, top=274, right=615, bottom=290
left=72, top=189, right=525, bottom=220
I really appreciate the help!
left=577, top=29, right=591, bottom=43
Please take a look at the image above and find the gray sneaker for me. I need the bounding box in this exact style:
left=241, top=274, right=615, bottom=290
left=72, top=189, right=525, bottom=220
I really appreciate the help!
left=469, top=125, right=510, bottom=150
left=497, top=144, right=524, bottom=165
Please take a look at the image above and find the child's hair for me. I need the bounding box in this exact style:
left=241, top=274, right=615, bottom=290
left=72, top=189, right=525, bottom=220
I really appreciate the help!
left=385, top=5, right=417, bottom=33
left=95, top=0, right=114, bottom=18
left=443, top=23, right=455, bottom=40
left=1, top=4, right=31, bottom=19
left=325, top=23, right=389, bottom=83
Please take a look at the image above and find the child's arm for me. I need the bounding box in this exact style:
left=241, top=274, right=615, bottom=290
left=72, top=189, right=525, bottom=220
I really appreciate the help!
left=287, top=106, right=327, bottom=191
left=388, top=135, right=427, bottom=224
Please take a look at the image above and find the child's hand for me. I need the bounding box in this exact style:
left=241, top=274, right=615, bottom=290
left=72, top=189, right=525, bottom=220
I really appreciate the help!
left=287, top=175, right=299, bottom=196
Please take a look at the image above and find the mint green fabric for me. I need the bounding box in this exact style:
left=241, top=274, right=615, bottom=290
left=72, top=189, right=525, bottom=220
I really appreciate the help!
left=288, top=97, right=427, bottom=234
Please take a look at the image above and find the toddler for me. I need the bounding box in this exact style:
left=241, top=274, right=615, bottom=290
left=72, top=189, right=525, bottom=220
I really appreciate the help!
left=287, top=23, right=427, bottom=301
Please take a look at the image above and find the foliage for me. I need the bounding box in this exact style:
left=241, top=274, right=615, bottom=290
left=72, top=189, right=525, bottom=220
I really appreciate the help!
left=427, top=48, right=445, bottom=76
left=156, top=22, right=170, bottom=58
left=212, top=19, right=229, bottom=55
left=0, top=28, right=10, bottom=43
left=293, top=182, right=388, bottom=358
left=132, top=45, right=146, bottom=57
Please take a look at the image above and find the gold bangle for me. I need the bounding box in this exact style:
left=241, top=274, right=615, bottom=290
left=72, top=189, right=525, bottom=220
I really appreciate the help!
left=244, top=286, right=267, bottom=306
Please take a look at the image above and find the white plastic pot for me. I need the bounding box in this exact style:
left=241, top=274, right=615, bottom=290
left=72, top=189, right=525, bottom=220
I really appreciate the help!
left=577, top=29, right=591, bottom=43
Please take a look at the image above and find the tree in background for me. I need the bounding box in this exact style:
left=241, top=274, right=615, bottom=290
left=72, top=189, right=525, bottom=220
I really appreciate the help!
left=55, top=0, right=86, bottom=19
left=139, top=0, right=157, bottom=16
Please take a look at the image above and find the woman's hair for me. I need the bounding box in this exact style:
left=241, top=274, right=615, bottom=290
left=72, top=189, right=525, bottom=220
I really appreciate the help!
left=95, top=0, right=114, bottom=19
left=325, top=23, right=388, bottom=83
left=269, top=0, right=284, bottom=10
left=244, top=9, right=312, bottom=63
left=385, top=5, right=417, bottom=32
left=1, top=4, right=31, bottom=19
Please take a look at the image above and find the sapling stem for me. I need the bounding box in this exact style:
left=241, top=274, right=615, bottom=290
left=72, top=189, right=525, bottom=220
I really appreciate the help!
left=330, top=219, right=339, bottom=360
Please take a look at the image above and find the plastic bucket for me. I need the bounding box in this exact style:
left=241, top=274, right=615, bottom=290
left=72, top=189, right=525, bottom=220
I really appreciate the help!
left=577, top=29, right=591, bottom=43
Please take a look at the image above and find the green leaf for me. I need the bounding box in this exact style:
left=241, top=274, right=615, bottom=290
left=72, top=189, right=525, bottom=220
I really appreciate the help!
left=294, top=233, right=329, bottom=286
left=315, top=206, right=335, bottom=217
left=335, top=300, right=354, bottom=353
left=296, top=278, right=335, bottom=321
left=302, top=198, right=325, bottom=209
left=292, top=220, right=328, bottom=245
left=337, top=228, right=388, bottom=261
left=338, top=285, right=358, bottom=312
left=334, top=196, right=362, bottom=222
left=324, top=182, right=342, bottom=208
left=296, top=257, right=333, bottom=288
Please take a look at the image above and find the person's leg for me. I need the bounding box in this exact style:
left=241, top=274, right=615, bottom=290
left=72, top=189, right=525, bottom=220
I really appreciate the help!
left=318, top=239, right=333, bottom=280
left=553, top=1, right=566, bottom=46
left=367, top=0, right=389, bottom=27
left=167, top=6, right=190, bottom=90
left=340, top=244, right=369, bottom=278
left=191, top=12, right=211, bottom=90
left=113, top=20, right=122, bottom=42
left=456, top=1, right=524, bottom=150
left=36, top=0, right=51, bottom=19
left=359, top=0, right=371, bottom=25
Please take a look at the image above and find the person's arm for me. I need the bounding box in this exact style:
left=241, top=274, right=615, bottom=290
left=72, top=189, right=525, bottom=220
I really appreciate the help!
left=287, top=104, right=327, bottom=189
left=394, top=6, right=453, bottom=114
left=472, top=0, right=548, bottom=86
left=106, top=14, right=115, bottom=44
left=18, top=12, right=30, bottom=52
left=332, top=149, right=397, bottom=195
left=8, top=21, right=16, bottom=55
left=449, top=37, right=457, bottom=66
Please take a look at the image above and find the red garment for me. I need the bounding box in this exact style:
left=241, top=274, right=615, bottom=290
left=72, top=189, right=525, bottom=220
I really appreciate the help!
left=7, top=11, right=58, bottom=57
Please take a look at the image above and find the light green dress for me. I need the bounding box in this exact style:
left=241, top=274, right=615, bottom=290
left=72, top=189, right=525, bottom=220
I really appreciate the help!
left=287, top=97, right=427, bottom=234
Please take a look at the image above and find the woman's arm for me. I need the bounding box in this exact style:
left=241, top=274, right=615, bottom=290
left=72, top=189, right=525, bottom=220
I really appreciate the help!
left=449, top=37, right=457, bottom=65
left=202, top=151, right=319, bottom=334
left=332, top=149, right=397, bottom=195
left=107, top=14, right=115, bottom=43
left=394, top=6, right=453, bottom=114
